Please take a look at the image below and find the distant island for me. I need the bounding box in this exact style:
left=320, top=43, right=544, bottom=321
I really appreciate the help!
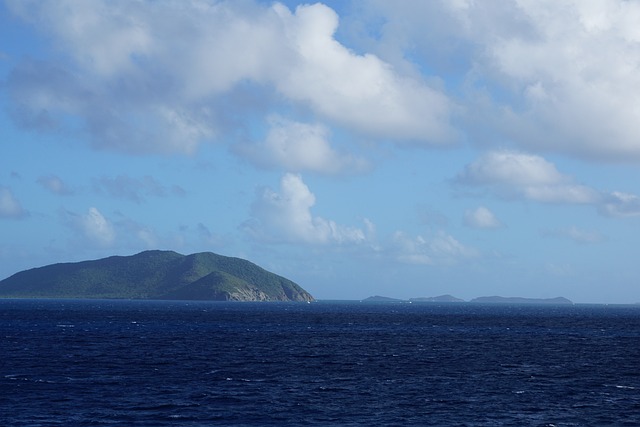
left=362, top=295, right=573, bottom=305
left=0, top=250, right=314, bottom=302
left=361, top=295, right=464, bottom=303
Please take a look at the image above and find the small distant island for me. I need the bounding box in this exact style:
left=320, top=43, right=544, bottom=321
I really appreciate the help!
left=362, top=295, right=573, bottom=305
left=0, top=250, right=314, bottom=302
left=361, top=295, right=466, bottom=303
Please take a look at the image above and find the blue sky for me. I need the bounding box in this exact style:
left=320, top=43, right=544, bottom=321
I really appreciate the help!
left=2, top=0, right=640, bottom=303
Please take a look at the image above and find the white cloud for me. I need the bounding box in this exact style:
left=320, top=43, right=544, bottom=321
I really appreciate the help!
left=484, top=2, right=640, bottom=161
left=456, top=150, right=640, bottom=218
left=456, top=150, right=600, bottom=204
left=457, top=150, right=566, bottom=187
left=37, top=175, right=73, bottom=195
left=245, top=173, right=369, bottom=244
left=5, top=0, right=456, bottom=156
left=0, top=186, right=28, bottom=219
left=66, top=207, right=116, bottom=247
left=357, top=1, right=640, bottom=162
left=464, top=206, right=502, bottom=229
left=81, top=207, right=115, bottom=247
left=235, top=116, right=369, bottom=174
left=391, top=230, right=478, bottom=265
left=63, top=207, right=183, bottom=249
left=599, top=192, right=640, bottom=218
left=272, top=3, right=456, bottom=144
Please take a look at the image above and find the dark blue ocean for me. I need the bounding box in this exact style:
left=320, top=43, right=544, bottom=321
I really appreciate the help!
left=2, top=300, right=640, bottom=426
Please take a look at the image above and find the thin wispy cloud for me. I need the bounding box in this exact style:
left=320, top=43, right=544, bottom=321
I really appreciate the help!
left=464, top=206, right=503, bottom=229
left=390, top=230, right=478, bottom=266
left=93, top=175, right=185, bottom=204
left=542, top=226, right=606, bottom=245
left=37, top=175, right=74, bottom=195
left=0, top=186, right=29, bottom=219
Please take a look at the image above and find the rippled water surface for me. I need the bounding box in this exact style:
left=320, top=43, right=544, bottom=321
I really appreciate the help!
left=2, top=299, right=640, bottom=426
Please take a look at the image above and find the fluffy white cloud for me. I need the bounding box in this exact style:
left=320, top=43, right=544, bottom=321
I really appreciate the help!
left=456, top=150, right=600, bottom=204
left=457, top=150, right=566, bottom=187
left=8, top=1, right=640, bottom=161
left=0, top=186, right=28, bottom=219
left=358, top=1, right=640, bottom=161
left=456, top=150, right=640, bottom=218
left=81, top=207, right=115, bottom=247
left=245, top=173, right=369, bottom=244
left=391, top=230, right=478, bottom=265
left=272, top=3, right=455, bottom=144
left=486, top=1, right=640, bottom=161
left=235, top=116, right=369, bottom=174
left=5, top=0, right=455, bottom=156
left=68, top=207, right=116, bottom=247
left=464, top=206, right=502, bottom=229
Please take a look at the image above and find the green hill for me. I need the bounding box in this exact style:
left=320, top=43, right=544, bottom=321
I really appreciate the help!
left=0, top=250, right=314, bottom=302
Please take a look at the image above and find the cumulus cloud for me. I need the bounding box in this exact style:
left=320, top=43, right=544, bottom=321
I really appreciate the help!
left=37, top=174, right=74, bottom=195
left=482, top=1, right=640, bottom=161
left=456, top=150, right=600, bottom=204
left=456, top=150, right=640, bottom=218
left=245, top=173, right=369, bottom=244
left=464, top=206, right=502, bottom=229
left=357, top=1, right=640, bottom=162
left=64, top=207, right=116, bottom=247
left=391, top=230, right=478, bottom=265
left=8, top=1, right=640, bottom=161
left=235, top=116, right=369, bottom=174
left=5, top=0, right=455, bottom=156
left=272, top=3, right=456, bottom=144
left=0, top=186, right=28, bottom=219
left=93, top=175, right=184, bottom=203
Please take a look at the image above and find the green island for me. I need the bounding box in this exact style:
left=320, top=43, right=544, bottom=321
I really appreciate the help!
left=0, top=250, right=314, bottom=302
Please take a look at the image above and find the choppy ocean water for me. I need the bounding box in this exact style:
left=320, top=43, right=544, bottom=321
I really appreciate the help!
left=1, top=299, right=639, bottom=426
